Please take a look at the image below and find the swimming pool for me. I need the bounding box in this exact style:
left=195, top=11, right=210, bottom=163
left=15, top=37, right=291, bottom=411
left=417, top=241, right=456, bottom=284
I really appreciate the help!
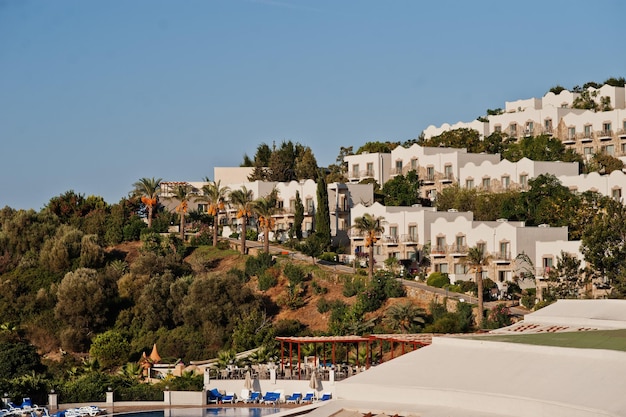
left=118, top=409, right=283, bottom=417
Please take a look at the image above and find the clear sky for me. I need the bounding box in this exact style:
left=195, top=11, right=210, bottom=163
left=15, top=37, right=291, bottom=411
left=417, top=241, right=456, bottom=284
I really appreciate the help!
left=1, top=0, right=625, bottom=210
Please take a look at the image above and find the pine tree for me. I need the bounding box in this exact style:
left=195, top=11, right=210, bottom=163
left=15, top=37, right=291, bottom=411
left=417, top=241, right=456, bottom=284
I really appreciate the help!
left=315, top=170, right=331, bottom=250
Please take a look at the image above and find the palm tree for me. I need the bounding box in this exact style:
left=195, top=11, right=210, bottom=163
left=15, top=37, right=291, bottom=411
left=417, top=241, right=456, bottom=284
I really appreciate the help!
left=199, top=179, right=230, bottom=247
left=167, top=184, right=195, bottom=240
left=133, top=177, right=162, bottom=228
left=466, top=245, right=491, bottom=328
left=383, top=301, right=427, bottom=333
left=229, top=186, right=254, bottom=255
left=352, top=213, right=384, bottom=281
left=252, top=189, right=279, bottom=253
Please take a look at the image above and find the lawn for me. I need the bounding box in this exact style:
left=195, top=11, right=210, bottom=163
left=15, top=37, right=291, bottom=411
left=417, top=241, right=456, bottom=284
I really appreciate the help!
left=466, top=329, right=626, bottom=352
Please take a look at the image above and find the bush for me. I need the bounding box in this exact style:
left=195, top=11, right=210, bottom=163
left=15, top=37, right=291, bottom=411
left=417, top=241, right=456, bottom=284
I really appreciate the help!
left=318, top=252, right=337, bottom=262
left=245, top=252, right=274, bottom=277
left=521, top=288, right=537, bottom=309
left=258, top=271, right=278, bottom=291
left=317, top=297, right=331, bottom=313
left=426, top=272, right=450, bottom=288
left=342, top=275, right=366, bottom=297
left=311, top=280, right=328, bottom=295
left=283, top=263, right=306, bottom=285
left=89, top=330, right=130, bottom=370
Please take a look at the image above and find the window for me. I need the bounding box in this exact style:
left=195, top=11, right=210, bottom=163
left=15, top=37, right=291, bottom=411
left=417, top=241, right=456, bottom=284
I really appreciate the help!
left=277, top=200, right=284, bottom=209
left=366, top=162, right=374, bottom=176
left=544, top=119, right=553, bottom=132
left=426, top=166, right=435, bottom=181
left=584, top=125, right=592, bottom=137
left=519, top=174, right=528, bottom=188
left=621, top=143, right=626, bottom=154
left=411, top=159, right=418, bottom=170
left=289, top=199, right=296, bottom=212
left=623, top=120, right=626, bottom=131
left=603, top=122, right=612, bottom=134
left=602, top=144, right=615, bottom=155
left=455, top=235, right=466, bottom=251
left=612, top=188, right=622, bottom=201
left=436, top=263, right=449, bottom=274
left=408, top=225, right=417, bottom=241
left=584, top=147, right=593, bottom=155
left=542, top=257, right=553, bottom=274
left=525, top=121, right=534, bottom=135
left=352, top=164, right=359, bottom=177
left=501, top=176, right=510, bottom=189
left=305, top=198, right=314, bottom=213
left=482, top=177, right=491, bottom=189
left=197, top=203, right=207, bottom=213
left=494, top=125, right=502, bottom=133
left=509, top=123, right=517, bottom=136
left=466, top=179, right=474, bottom=189
left=499, top=242, right=510, bottom=259
left=395, top=160, right=403, bottom=174
left=454, top=263, right=468, bottom=275
left=568, top=127, right=576, bottom=139
left=389, top=226, right=398, bottom=237
left=435, top=236, right=446, bottom=252
left=477, top=242, right=486, bottom=255
left=338, top=219, right=346, bottom=231
left=305, top=221, right=312, bottom=232
left=444, top=165, right=453, bottom=180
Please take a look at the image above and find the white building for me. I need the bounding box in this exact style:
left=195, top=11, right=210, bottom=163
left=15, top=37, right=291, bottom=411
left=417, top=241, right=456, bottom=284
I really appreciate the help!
left=459, top=157, right=579, bottom=192
left=558, top=169, right=626, bottom=201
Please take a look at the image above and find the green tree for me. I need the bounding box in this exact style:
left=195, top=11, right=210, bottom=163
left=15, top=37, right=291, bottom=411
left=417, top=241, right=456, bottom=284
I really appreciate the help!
left=294, top=144, right=319, bottom=180
left=583, top=153, right=624, bottom=174
left=465, top=246, right=491, bottom=328
left=230, top=186, right=254, bottom=255
left=382, top=170, right=421, bottom=206
left=132, top=177, right=162, bottom=228
left=356, top=141, right=398, bottom=154
left=55, top=268, right=113, bottom=344
left=383, top=302, right=427, bottom=333
left=315, top=170, right=331, bottom=250
left=581, top=198, right=626, bottom=297
left=199, top=179, right=230, bottom=247
left=89, top=330, right=131, bottom=369
left=352, top=213, right=384, bottom=281
left=253, top=190, right=279, bottom=253
left=166, top=184, right=195, bottom=240
left=292, top=191, right=304, bottom=240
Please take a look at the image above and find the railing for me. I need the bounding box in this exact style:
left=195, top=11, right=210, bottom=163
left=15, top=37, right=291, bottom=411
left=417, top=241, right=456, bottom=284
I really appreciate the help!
left=400, top=234, right=418, bottom=244
left=431, top=245, right=446, bottom=255
left=381, top=235, right=399, bottom=245
left=492, top=251, right=512, bottom=261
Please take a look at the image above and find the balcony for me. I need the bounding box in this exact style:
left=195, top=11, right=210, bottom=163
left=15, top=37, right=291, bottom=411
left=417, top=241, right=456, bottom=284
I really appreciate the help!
left=348, top=230, right=365, bottom=240
left=423, top=174, right=435, bottom=185
left=563, top=136, right=576, bottom=145
left=599, top=130, right=613, bottom=141
left=439, top=173, right=454, bottom=184
left=449, top=244, right=468, bottom=257
left=400, top=234, right=418, bottom=245
left=578, top=132, right=593, bottom=143
left=493, top=251, right=512, bottom=264
left=381, top=235, right=399, bottom=246
left=389, top=167, right=403, bottom=177
left=431, top=245, right=446, bottom=257
left=619, top=129, right=626, bottom=139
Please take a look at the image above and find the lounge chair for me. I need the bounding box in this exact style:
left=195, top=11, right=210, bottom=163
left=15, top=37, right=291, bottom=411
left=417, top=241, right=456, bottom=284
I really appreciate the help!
left=244, top=391, right=261, bottom=403
left=207, top=388, right=223, bottom=404
left=301, top=392, right=315, bottom=403
left=285, top=392, right=301, bottom=404
left=262, top=391, right=280, bottom=405
left=222, top=392, right=236, bottom=404
left=319, top=392, right=332, bottom=401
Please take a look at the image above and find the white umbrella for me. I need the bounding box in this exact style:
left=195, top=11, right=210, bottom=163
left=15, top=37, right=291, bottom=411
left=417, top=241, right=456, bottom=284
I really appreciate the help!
left=309, top=369, right=319, bottom=390
left=244, top=370, right=253, bottom=390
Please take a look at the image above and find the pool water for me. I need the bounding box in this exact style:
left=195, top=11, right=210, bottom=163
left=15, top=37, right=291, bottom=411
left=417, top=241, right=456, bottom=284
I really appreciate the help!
left=119, top=409, right=283, bottom=417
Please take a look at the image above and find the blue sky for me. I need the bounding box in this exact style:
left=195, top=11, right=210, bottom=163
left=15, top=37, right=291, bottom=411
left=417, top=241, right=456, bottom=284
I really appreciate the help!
left=1, top=0, right=625, bottom=210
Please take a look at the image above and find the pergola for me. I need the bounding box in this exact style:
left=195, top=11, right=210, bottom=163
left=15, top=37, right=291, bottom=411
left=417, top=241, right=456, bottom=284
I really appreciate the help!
left=275, top=334, right=433, bottom=380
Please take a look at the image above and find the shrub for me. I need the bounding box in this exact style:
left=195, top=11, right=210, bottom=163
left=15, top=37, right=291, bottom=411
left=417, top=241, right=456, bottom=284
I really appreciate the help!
left=89, top=330, right=130, bottom=370
left=317, top=297, right=331, bottom=313
left=283, top=263, right=306, bottom=285
left=342, top=275, right=366, bottom=297
left=245, top=252, right=274, bottom=277
left=521, top=288, right=537, bottom=309
left=318, top=252, right=337, bottom=262
left=258, top=271, right=278, bottom=291
left=311, top=280, right=328, bottom=295
left=426, top=272, right=450, bottom=288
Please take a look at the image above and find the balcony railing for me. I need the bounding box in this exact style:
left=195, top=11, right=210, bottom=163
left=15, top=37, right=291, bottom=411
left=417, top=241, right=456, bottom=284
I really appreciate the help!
left=492, top=251, right=512, bottom=262
left=400, top=234, right=418, bottom=244
left=381, top=235, right=399, bottom=245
